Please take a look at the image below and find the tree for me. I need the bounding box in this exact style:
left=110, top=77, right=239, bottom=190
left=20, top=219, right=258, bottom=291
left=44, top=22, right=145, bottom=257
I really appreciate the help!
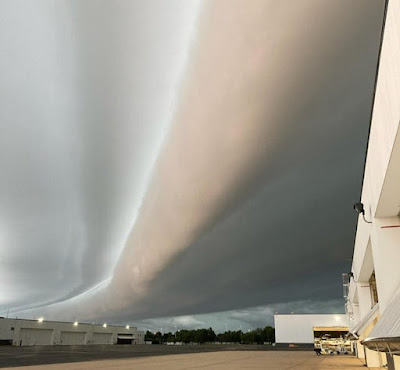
left=145, top=331, right=154, bottom=341
left=262, top=326, right=275, bottom=343
left=147, top=326, right=274, bottom=345
left=207, top=327, right=216, bottom=342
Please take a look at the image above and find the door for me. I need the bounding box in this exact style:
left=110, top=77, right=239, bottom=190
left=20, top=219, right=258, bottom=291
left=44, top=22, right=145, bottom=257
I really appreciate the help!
left=92, top=332, right=112, bottom=344
left=60, top=331, right=86, bottom=345
left=19, top=328, right=53, bottom=346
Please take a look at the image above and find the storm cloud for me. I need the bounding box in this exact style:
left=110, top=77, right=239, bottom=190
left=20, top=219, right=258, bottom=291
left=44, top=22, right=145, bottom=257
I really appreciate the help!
left=0, top=0, right=385, bottom=325
left=136, top=299, right=346, bottom=333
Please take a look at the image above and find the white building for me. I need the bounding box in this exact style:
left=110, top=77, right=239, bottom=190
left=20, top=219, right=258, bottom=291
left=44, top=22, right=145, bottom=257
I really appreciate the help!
left=274, top=314, right=348, bottom=346
left=0, top=317, right=145, bottom=346
left=345, top=0, right=400, bottom=369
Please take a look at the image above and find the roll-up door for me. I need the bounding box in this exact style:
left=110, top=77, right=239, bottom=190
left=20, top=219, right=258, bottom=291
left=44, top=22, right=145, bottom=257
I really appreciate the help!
left=19, top=328, right=53, bottom=346
left=92, top=332, right=112, bottom=344
left=60, top=331, right=86, bottom=345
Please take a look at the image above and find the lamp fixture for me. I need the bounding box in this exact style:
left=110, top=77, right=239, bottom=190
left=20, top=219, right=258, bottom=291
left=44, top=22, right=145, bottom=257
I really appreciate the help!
left=353, top=202, right=372, bottom=223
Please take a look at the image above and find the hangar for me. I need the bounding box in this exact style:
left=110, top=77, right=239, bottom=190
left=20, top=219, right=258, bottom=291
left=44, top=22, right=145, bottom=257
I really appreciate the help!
left=343, top=0, right=400, bottom=369
left=0, top=317, right=144, bottom=346
left=274, top=314, right=349, bottom=348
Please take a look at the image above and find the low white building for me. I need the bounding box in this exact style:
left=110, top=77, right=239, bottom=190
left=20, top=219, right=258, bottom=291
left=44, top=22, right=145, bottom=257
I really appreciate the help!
left=274, top=314, right=348, bottom=346
left=345, top=0, right=400, bottom=369
left=0, top=317, right=145, bottom=346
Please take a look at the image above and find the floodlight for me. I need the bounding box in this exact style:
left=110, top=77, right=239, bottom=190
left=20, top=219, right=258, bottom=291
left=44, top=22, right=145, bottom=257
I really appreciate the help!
left=353, top=202, right=372, bottom=223
left=353, top=202, right=365, bottom=215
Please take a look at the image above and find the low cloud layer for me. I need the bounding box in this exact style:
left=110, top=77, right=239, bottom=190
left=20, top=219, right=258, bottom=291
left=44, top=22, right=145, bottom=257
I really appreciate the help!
left=136, top=299, right=345, bottom=333
left=0, top=0, right=384, bottom=325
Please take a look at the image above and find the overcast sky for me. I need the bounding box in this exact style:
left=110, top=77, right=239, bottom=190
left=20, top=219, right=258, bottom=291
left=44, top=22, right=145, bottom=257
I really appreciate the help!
left=0, top=0, right=385, bottom=331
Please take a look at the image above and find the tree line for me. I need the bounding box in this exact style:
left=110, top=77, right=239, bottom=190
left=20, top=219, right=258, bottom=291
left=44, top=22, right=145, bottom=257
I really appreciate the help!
left=145, top=326, right=275, bottom=344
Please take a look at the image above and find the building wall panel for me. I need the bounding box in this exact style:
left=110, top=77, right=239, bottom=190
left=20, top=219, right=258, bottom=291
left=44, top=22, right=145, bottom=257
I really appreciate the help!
left=275, top=314, right=348, bottom=344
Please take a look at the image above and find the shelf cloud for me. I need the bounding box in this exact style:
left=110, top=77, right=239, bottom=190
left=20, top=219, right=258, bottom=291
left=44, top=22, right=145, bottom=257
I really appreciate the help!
left=0, top=0, right=385, bottom=325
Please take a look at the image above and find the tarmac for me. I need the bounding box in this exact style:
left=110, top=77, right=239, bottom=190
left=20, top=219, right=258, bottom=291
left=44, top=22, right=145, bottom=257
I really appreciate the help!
left=0, top=345, right=382, bottom=369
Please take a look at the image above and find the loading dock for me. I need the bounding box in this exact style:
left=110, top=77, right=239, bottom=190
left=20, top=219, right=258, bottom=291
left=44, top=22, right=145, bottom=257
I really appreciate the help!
left=117, top=334, right=134, bottom=344
left=313, top=326, right=352, bottom=355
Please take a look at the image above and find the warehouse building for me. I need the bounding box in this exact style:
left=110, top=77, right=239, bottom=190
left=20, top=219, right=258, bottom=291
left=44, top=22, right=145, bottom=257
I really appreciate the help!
left=344, top=0, right=400, bottom=369
left=0, top=317, right=144, bottom=346
left=274, top=314, right=349, bottom=348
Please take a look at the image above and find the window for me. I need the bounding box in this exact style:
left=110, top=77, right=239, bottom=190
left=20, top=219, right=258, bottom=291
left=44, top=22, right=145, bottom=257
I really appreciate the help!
left=369, top=272, right=378, bottom=307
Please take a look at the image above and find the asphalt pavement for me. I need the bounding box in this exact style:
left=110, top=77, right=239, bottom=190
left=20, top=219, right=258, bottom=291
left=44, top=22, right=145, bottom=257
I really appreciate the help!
left=0, top=344, right=301, bottom=368
left=0, top=348, right=369, bottom=370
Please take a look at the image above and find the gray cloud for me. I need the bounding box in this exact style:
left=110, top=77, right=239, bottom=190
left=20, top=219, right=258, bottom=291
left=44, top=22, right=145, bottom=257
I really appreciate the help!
left=1, top=0, right=384, bottom=325
left=136, top=299, right=345, bottom=334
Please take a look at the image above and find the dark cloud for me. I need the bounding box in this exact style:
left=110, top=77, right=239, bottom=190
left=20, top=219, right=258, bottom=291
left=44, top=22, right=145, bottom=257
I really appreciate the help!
left=135, top=299, right=345, bottom=333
